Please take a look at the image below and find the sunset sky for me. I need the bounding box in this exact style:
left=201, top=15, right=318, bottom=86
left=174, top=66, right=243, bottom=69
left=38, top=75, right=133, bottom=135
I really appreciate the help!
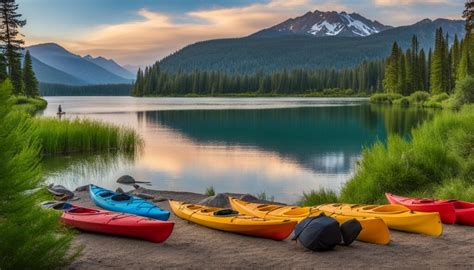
left=20, top=0, right=464, bottom=66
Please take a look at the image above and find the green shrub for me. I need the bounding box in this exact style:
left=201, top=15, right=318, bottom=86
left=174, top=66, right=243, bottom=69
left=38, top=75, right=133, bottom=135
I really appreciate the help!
left=341, top=106, right=474, bottom=204
left=255, top=191, right=274, bottom=202
left=0, top=81, right=75, bottom=269
left=453, top=76, right=474, bottom=108
left=205, top=186, right=215, bottom=196
left=298, top=189, right=339, bottom=206
left=370, top=93, right=402, bottom=104
left=423, top=101, right=443, bottom=109
left=436, top=179, right=474, bottom=202
left=33, top=117, right=143, bottom=155
left=409, top=91, right=430, bottom=104
left=430, top=93, right=450, bottom=103
left=393, top=97, right=410, bottom=107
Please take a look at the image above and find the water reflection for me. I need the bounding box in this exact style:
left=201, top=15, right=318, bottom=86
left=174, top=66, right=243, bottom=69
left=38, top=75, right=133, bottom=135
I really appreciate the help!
left=42, top=97, right=436, bottom=203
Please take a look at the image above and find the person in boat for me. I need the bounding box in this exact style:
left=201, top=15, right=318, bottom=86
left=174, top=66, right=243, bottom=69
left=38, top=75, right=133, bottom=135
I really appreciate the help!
left=58, top=105, right=62, bottom=114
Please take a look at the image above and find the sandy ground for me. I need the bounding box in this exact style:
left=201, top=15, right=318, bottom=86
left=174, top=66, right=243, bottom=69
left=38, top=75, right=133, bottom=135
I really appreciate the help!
left=66, top=187, right=474, bottom=269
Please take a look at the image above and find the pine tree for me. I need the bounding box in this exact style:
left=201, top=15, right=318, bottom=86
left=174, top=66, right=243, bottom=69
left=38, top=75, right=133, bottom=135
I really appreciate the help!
left=383, top=42, right=400, bottom=93
left=419, top=49, right=427, bottom=91
left=430, top=28, right=446, bottom=94
left=0, top=0, right=26, bottom=95
left=132, top=68, right=144, bottom=96
left=397, top=51, right=407, bottom=94
left=0, top=52, right=6, bottom=81
left=451, top=35, right=461, bottom=85
left=22, top=50, right=38, bottom=97
left=463, top=0, right=474, bottom=33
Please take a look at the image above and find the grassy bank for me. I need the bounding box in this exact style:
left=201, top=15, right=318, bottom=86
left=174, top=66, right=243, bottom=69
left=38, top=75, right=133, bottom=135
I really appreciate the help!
left=33, top=117, right=143, bottom=156
left=299, top=105, right=474, bottom=205
left=11, top=95, right=48, bottom=114
left=370, top=91, right=451, bottom=108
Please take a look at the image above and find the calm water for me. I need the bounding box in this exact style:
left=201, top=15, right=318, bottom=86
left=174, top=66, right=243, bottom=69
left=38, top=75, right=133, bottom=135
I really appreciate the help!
left=41, top=97, right=435, bottom=203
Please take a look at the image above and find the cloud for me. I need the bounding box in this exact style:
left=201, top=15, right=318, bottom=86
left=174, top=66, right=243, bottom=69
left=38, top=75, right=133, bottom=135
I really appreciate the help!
left=374, top=0, right=452, bottom=6
left=28, top=0, right=349, bottom=66
left=25, top=0, right=463, bottom=66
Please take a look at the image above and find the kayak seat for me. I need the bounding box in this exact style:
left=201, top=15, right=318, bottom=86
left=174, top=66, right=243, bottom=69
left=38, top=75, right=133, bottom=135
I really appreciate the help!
left=111, top=194, right=132, bottom=201
left=214, top=209, right=239, bottom=217
left=99, top=191, right=114, bottom=198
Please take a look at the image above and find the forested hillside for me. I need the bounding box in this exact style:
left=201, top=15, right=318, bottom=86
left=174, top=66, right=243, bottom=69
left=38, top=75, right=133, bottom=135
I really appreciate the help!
left=132, top=60, right=384, bottom=96
left=159, top=19, right=463, bottom=74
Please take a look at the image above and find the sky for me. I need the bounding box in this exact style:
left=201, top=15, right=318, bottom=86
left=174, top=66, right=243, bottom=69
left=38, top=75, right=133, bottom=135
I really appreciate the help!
left=19, top=0, right=465, bottom=67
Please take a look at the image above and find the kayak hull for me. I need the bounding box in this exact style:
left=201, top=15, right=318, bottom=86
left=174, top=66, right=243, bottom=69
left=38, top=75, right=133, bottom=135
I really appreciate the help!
left=62, top=205, right=174, bottom=243
left=229, top=197, right=390, bottom=245
left=89, top=185, right=170, bottom=221
left=169, top=200, right=296, bottom=241
left=317, top=203, right=442, bottom=236
left=386, top=193, right=474, bottom=226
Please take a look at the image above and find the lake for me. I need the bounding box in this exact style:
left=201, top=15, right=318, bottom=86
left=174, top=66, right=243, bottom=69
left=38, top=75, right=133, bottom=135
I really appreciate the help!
left=41, top=97, right=435, bottom=203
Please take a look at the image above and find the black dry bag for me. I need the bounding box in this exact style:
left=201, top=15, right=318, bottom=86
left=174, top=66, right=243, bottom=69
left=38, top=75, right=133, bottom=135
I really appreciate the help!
left=340, top=219, right=362, bottom=246
left=292, top=214, right=341, bottom=251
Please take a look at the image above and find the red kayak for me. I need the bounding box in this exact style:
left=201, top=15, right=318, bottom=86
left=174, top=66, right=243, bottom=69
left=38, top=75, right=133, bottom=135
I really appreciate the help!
left=386, top=193, right=474, bottom=225
left=46, top=202, right=174, bottom=243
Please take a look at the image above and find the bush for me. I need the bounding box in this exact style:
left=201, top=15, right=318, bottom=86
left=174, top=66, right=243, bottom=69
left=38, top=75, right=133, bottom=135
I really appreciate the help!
left=205, top=186, right=215, bottom=196
left=423, top=101, right=443, bottom=109
left=255, top=191, right=274, bottom=202
left=0, top=81, right=75, bottom=269
left=393, top=97, right=410, bottom=107
left=341, top=105, right=474, bottom=204
left=298, top=189, right=339, bottom=206
left=430, top=93, right=450, bottom=103
left=370, top=93, right=403, bottom=104
left=436, top=179, right=474, bottom=202
left=453, top=76, right=474, bottom=108
left=409, top=91, right=430, bottom=104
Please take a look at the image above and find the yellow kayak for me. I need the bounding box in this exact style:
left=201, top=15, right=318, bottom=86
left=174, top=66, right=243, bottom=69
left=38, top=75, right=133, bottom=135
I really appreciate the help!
left=169, top=200, right=297, bottom=240
left=316, top=203, right=442, bottom=236
left=229, top=197, right=390, bottom=245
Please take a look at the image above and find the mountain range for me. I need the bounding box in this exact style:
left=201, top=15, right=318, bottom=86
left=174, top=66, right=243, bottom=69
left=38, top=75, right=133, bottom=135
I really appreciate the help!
left=28, top=11, right=465, bottom=86
left=26, top=43, right=134, bottom=86
left=253, top=10, right=392, bottom=37
left=159, top=11, right=465, bottom=74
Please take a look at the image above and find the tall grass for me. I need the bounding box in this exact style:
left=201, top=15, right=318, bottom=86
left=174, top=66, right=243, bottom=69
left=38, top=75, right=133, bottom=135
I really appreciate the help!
left=33, top=117, right=143, bottom=155
left=298, top=188, right=339, bottom=206
left=341, top=105, right=474, bottom=204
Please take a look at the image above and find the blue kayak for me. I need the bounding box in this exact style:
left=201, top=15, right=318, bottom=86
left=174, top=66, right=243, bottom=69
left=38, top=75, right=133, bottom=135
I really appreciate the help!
left=89, top=184, right=170, bottom=221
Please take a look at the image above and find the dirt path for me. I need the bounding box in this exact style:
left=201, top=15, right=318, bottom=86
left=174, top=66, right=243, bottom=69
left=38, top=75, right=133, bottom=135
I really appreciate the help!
left=67, top=188, right=474, bottom=269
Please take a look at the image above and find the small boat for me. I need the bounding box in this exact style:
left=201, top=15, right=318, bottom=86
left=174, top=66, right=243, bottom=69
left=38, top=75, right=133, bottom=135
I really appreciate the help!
left=229, top=197, right=390, bottom=245
left=386, top=193, right=474, bottom=226
left=56, top=112, right=66, bottom=115
left=89, top=184, right=170, bottom=221
left=169, top=200, right=297, bottom=240
left=316, top=203, right=442, bottom=236
left=43, top=202, right=174, bottom=243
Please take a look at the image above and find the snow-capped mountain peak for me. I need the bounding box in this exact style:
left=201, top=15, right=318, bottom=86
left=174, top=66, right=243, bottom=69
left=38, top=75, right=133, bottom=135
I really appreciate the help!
left=255, top=10, right=392, bottom=37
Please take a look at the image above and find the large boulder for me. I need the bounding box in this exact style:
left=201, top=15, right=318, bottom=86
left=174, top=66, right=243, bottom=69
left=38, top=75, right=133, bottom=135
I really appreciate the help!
left=116, top=175, right=136, bottom=184
left=198, top=193, right=231, bottom=208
